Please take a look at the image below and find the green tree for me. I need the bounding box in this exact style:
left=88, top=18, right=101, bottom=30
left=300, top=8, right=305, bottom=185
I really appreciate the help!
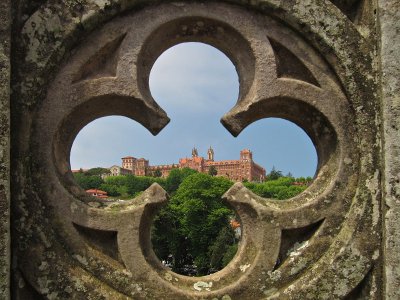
left=85, top=167, right=110, bottom=176
left=268, top=166, right=283, bottom=180
left=297, top=176, right=306, bottom=183
left=244, top=176, right=307, bottom=200
left=222, top=244, right=238, bottom=267
left=209, top=226, right=236, bottom=271
left=164, top=168, right=197, bottom=194
left=103, top=175, right=127, bottom=186
left=125, top=175, right=154, bottom=196
left=153, top=169, right=162, bottom=177
left=152, top=173, right=236, bottom=276
left=73, top=173, right=104, bottom=190
left=99, top=183, right=121, bottom=197
left=100, top=175, right=166, bottom=198
left=208, top=166, right=218, bottom=176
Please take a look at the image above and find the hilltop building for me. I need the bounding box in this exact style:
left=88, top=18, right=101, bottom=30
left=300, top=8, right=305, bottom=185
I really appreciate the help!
left=120, top=147, right=266, bottom=182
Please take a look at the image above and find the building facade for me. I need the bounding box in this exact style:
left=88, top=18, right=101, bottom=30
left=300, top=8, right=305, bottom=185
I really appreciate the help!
left=109, top=165, right=132, bottom=177
left=120, top=147, right=266, bottom=182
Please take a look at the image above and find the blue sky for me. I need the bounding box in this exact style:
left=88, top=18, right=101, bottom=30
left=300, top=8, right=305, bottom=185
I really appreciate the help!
left=70, top=43, right=317, bottom=178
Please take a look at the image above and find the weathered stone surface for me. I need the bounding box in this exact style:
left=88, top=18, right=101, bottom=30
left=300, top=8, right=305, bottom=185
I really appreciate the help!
left=3, top=0, right=393, bottom=299
left=0, top=0, right=10, bottom=299
left=380, top=0, right=400, bottom=299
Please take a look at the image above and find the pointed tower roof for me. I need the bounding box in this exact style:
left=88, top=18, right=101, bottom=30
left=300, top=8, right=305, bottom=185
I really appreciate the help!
left=192, top=147, right=198, bottom=158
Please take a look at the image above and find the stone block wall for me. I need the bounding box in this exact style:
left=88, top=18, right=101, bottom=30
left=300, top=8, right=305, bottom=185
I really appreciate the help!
left=380, top=0, right=400, bottom=299
left=0, top=0, right=10, bottom=299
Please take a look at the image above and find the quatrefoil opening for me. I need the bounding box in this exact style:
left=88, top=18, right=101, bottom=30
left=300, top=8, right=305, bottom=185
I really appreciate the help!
left=29, top=2, right=361, bottom=298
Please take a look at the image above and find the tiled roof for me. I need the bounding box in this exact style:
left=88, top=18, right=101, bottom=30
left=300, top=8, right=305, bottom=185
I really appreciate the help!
left=86, top=189, right=108, bottom=195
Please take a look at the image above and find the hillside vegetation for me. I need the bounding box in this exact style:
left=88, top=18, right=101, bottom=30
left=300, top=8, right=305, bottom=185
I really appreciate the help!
left=74, top=168, right=311, bottom=275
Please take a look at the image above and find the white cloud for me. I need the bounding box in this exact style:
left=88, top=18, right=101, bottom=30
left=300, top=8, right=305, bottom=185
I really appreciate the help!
left=149, top=43, right=239, bottom=114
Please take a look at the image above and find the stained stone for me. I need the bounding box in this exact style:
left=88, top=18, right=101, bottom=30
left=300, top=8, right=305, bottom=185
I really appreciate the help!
left=0, top=0, right=398, bottom=299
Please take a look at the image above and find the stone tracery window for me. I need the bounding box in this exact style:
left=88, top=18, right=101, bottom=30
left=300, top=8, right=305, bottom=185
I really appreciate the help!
left=13, top=1, right=380, bottom=299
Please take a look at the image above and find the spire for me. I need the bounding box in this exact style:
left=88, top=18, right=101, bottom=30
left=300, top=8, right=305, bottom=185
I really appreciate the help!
left=207, top=146, right=214, bottom=161
left=192, top=147, right=198, bottom=158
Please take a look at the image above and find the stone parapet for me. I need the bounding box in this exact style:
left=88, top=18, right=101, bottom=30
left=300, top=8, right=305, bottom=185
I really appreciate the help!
left=380, top=0, right=400, bottom=298
left=0, top=0, right=10, bottom=299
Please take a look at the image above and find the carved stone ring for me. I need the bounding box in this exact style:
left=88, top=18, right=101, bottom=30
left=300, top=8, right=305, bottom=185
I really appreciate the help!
left=18, top=2, right=379, bottom=299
